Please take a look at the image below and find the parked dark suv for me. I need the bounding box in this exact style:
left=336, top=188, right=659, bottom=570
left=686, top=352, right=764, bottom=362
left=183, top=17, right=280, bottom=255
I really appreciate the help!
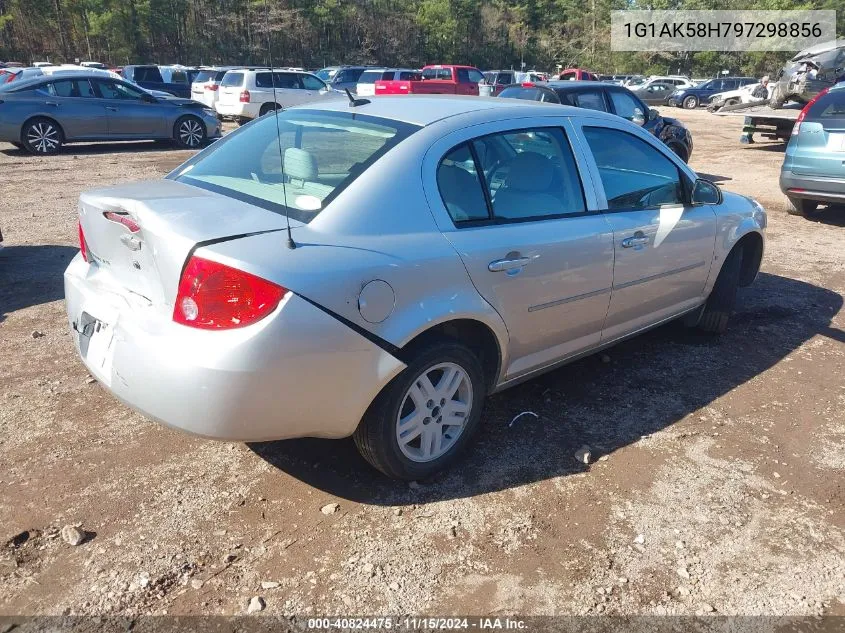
left=668, top=77, right=756, bottom=109
left=498, top=80, right=693, bottom=162
left=122, top=65, right=200, bottom=99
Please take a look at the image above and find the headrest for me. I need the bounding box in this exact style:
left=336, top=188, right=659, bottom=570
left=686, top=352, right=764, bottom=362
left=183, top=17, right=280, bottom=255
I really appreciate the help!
left=506, top=152, right=554, bottom=191
left=284, top=148, right=318, bottom=181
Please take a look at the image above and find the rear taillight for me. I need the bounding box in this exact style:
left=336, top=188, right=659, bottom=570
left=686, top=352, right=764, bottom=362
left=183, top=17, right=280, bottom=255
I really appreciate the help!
left=793, top=88, right=830, bottom=135
left=173, top=256, right=287, bottom=330
left=78, top=221, right=88, bottom=262
left=239, top=90, right=250, bottom=103
left=205, top=84, right=219, bottom=91
left=521, top=82, right=535, bottom=87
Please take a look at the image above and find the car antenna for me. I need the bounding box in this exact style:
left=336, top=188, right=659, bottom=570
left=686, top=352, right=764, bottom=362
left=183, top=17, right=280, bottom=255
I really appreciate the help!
left=344, top=88, right=370, bottom=107
left=265, top=0, right=295, bottom=249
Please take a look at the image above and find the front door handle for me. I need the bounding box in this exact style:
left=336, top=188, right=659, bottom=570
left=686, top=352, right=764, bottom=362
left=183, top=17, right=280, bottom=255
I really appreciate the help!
left=621, top=232, right=650, bottom=248
left=105, top=106, right=118, bottom=112
left=488, top=256, right=531, bottom=272
left=45, top=101, right=59, bottom=107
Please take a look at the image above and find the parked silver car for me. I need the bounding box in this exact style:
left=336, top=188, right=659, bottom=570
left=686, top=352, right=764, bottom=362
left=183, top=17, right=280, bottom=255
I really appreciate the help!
left=0, top=73, right=221, bottom=154
left=65, top=96, right=766, bottom=479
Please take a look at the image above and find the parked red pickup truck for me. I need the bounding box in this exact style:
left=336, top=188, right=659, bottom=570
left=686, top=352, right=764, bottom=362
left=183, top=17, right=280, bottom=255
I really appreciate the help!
left=375, top=65, right=485, bottom=96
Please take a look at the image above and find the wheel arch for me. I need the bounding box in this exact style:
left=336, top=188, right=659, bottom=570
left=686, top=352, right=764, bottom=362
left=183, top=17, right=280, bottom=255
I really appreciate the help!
left=734, top=230, right=764, bottom=287
left=20, top=114, right=65, bottom=145
left=398, top=318, right=503, bottom=392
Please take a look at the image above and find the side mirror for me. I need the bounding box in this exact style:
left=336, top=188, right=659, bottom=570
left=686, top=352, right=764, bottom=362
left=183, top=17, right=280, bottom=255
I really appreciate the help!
left=631, top=108, right=645, bottom=126
left=649, top=108, right=660, bottom=121
left=691, top=178, right=722, bottom=205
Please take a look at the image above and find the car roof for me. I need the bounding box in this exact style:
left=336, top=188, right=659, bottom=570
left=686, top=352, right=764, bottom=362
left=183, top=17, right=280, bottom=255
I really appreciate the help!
left=543, top=80, right=614, bottom=90
left=295, top=94, right=614, bottom=126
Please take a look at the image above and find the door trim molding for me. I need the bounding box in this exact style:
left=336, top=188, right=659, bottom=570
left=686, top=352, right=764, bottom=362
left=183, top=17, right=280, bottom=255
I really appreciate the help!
left=613, top=260, right=706, bottom=291
left=528, top=286, right=611, bottom=313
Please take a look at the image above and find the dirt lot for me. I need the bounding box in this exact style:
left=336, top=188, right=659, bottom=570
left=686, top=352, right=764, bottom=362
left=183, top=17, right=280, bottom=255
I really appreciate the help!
left=1, top=108, right=843, bottom=618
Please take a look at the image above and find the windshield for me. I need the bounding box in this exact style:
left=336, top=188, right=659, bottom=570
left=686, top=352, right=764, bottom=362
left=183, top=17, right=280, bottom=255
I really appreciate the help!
left=170, top=110, right=420, bottom=223
left=315, top=68, right=337, bottom=81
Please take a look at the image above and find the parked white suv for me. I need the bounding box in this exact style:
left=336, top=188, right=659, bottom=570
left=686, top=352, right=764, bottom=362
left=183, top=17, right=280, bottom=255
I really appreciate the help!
left=356, top=68, right=420, bottom=96
left=190, top=66, right=242, bottom=108
left=215, top=68, right=335, bottom=122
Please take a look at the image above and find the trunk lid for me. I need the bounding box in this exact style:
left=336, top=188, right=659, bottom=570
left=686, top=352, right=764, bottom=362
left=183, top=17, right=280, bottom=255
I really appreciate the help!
left=78, top=179, right=289, bottom=306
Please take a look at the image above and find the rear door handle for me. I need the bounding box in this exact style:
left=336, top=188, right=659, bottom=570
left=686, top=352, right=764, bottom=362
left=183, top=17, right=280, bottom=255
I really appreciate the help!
left=105, top=106, right=118, bottom=112
left=621, top=234, right=650, bottom=248
left=488, top=256, right=531, bottom=272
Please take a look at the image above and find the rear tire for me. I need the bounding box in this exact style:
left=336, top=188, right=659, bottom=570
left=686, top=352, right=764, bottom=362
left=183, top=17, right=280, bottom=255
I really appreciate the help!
left=683, top=95, right=699, bottom=109
left=21, top=117, right=63, bottom=155
left=259, top=103, right=280, bottom=117
left=353, top=341, right=486, bottom=480
left=697, top=246, right=742, bottom=334
left=786, top=196, right=819, bottom=217
left=173, top=115, right=206, bottom=149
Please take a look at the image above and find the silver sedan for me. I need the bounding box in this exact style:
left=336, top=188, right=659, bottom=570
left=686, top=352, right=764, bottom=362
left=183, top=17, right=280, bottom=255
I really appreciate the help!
left=64, top=96, right=766, bottom=479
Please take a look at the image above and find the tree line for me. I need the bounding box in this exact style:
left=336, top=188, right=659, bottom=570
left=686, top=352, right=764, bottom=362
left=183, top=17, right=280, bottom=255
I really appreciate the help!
left=1, top=0, right=841, bottom=77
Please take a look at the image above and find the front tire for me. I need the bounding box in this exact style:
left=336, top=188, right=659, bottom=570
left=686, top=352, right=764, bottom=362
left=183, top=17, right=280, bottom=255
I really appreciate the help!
left=21, top=117, right=63, bottom=155
left=682, top=95, right=699, bottom=109
left=786, top=196, right=819, bottom=217
left=173, top=115, right=206, bottom=149
left=354, top=341, right=486, bottom=480
left=697, top=246, right=742, bottom=334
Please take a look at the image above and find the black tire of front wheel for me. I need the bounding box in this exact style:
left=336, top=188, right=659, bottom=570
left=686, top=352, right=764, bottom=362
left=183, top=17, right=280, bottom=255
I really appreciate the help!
left=353, top=341, right=487, bottom=480
left=173, top=115, right=206, bottom=149
left=683, top=96, right=698, bottom=109
left=697, top=246, right=743, bottom=334
left=21, top=117, right=63, bottom=155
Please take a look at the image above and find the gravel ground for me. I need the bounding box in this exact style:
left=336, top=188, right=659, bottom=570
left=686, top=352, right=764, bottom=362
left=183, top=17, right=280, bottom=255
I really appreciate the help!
left=0, top=109, right=843, bottom=617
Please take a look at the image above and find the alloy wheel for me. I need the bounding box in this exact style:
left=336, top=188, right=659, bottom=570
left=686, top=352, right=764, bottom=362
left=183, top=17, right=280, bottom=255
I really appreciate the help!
left=178, top=119, right=204, bottom=147
left=395, top=362, right=473, bottom=463
left=26, top=122, right=59, bottom=153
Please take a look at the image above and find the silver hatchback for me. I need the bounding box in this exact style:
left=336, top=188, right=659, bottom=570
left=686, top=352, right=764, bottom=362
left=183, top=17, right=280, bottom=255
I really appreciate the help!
left=65, top=96, right=766, bottom=479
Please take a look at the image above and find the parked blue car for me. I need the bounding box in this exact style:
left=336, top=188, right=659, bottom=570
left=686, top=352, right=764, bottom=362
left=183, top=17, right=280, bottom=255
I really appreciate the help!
left=668, top=77, right=756, bottom=109
left=780, top=84, right=845, bottom=216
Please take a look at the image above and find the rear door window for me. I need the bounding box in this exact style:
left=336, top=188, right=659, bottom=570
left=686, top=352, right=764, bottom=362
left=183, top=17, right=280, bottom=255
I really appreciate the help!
left=574, top=90, right=607, bottom=111
left=300, top=74, right=326, bottom=91
left=583, top=126, right=683, bottom=210
left=47, top=79, right=77, bottom=97
left=608, top=90, right=645, bottom=121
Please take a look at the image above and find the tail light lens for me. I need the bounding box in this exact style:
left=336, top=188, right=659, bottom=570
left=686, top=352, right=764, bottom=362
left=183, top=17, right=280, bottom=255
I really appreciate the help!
left=174, top=256, right=287, bottom=330
left=239, top=90, right=250, bottom=103
left=793, top=87, right=829, bottom=135
left=78, top=220, right=88, bottom=262
left=205, top=84, right=219, bottom=91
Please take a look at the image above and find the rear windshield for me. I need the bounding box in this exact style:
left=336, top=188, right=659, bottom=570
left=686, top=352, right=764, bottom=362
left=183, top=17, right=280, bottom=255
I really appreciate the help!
left=808, top=90, right=845, bottom=120
left=358, top=70, right=386, bottom=84
left=194, top=71, right=214, bottom=83
left=170, top=110, right=420, bottom=223
left=221, top=72, right=244, bottom=87
left=499, top=86, right=542, bottom=101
